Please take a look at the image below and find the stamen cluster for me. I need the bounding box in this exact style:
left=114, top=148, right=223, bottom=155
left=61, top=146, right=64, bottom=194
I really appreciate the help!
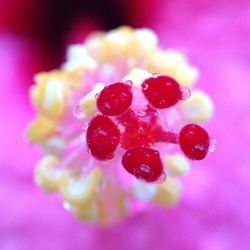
left=27, top=26, right=215, bottom=225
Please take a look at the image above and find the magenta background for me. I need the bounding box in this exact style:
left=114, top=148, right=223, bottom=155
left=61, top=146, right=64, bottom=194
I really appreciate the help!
left=0, top=0, right=250, bottom=249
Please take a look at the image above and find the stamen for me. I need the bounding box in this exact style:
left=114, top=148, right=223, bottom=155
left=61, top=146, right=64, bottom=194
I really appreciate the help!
left=27, top=27, right=215, bottom=225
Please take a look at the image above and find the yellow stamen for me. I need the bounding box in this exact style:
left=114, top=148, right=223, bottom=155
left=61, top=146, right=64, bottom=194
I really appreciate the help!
left=27, top=116, right=54, bottom=143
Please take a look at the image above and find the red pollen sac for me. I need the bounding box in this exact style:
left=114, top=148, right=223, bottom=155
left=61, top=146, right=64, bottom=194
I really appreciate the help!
left=86, top=115, right=120, bottom=160
left=141, top=75, right=182, bottom=109
left=97, top=82, right=133, bottom=116
left=179, top=123, right=210, bottom=160
left=122, top=147, right=164, bottom=182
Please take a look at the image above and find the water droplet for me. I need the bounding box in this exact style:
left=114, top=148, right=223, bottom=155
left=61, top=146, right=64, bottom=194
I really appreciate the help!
left=125, top=79, right=133, bottom=87
left=152, top=73, right=158, bottom=78
left=154, top=151, right=159, bottom=156
left=180, top=86, right=191, bottom=100
left=138, top=127, right=144, bottom=133
left=73, top=104, right=85, bottom=119
left=159, top=99, right=167, bottom=106
left=112, top=135, right=119, bottom=142
left=82, top=122, right=88, bottom=130
left=103, top=102, right=111, bottom=110
left=95, top=93, right=100, bottom=99
left=141, top=82, right=148, bottom=91
left=156, top=172, right=167, bottom=184
left=134, top=165, right=153, bottom=182
left=87, top=148, right=91, bottom=154
left=209, top=137, right=217, bottom=152
left=63, top=201, right=72, bottom=210
left=137, top=176, right=147, bottom=183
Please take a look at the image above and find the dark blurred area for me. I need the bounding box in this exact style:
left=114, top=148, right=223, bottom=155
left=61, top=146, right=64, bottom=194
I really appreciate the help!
left=0, top=0, right=130, bottom=69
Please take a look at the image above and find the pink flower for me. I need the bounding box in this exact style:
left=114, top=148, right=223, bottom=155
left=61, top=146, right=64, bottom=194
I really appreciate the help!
left=1, top=1, right=250, bottom=250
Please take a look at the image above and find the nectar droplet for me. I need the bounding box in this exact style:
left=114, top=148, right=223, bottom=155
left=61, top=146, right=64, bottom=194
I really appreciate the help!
left=82, top=122, right=88, bottom=130
left=73, top=104, right=85, bottom=119
left=180, top=86, right=191, bottom=100
left=124, top=79, right=133, bottom=87
left=63, top=201, right=72, bottom=210
left=209, top=137, right=217, bottom=152
left=156, top=171, right=167, bottom=184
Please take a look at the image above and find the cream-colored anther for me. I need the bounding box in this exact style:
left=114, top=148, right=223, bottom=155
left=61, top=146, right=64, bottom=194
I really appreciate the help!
left=62, top=45, right=97, bottom=72
left=34, top=70, right=81, bottom=90
left=154, top=177, right=182, bottom=206
left=85, top=32, right=109, bottom=61
left=30, top=78, right=68, bottom=119
left=133, top=28, right=158, bottom=56
left=79, top=83, right=104, bottom=117
left=147, top=49, right=186, bottom=75
left=132, top=179, right=157, bottom=201
left=106, top=27, right=132, bottom=48
left=30, top=83, right=45, bottom=111
left=180, top=90, right=214, bottom=122
left=42, top=136, right=65, bottom=156
left=73, top=201, right=98, bottom=221
left=123, top=68, right=151, bottom=88
left=43, top=79, right=65, bottom=116
left=103, top=26, right=134, bottom=60
left=59, top=168, right=102, bottom=207
left=174, top=63, right=199, bottom=87
left=34, top=155, right=60, bottom=192
left=30, top=70, right=83, bottom=119
left=66, top=44, right=88, bottom=60
left=163, top=153, right=190, bottom=177
left=27, top=116, right=54, bottom=143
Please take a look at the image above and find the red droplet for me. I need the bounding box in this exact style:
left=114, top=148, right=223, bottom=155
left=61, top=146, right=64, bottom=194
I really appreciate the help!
left=97, top=82, right=133, bottom=116
left=86, top=115, right=120, bottom=160
left=117, top=106, right=163, bottom=149
left=179, top=123, right=210, bottom=160
left=141, top=75, right=182, bottom=109
left=122, top=147, right=164, bottom=182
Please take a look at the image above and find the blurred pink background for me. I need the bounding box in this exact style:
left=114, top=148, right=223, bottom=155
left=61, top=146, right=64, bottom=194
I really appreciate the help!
left=0, top=0, right=250, bottom=249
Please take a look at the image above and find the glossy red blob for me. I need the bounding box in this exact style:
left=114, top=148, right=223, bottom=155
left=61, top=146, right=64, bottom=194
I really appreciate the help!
left=122, top=147, right=163, bottom=182
left=179, top=123, right=210, bottom=160
left=86, top=115, right=120, bottom=160
left=117, top=106, right=163, bottom=149
left=97, top=82, right=133, bottom=116
left=141, top=75, right=182, bottom=109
